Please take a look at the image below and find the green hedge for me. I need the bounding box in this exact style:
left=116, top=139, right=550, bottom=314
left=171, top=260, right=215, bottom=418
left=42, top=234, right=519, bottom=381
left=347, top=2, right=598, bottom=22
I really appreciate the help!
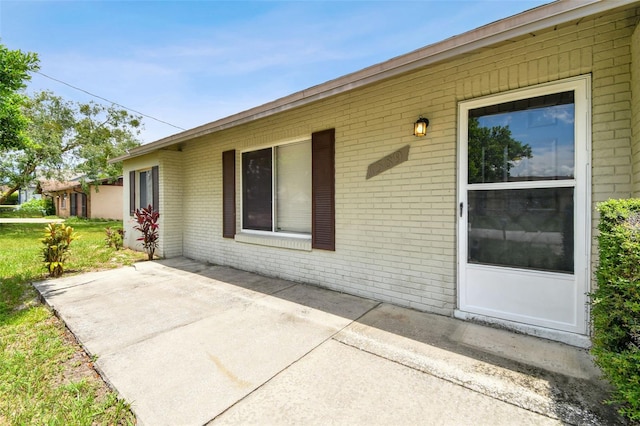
left=592, top=198, right=640, bottom=421
left=0, top=199, right=55, bottom=218
left=18, top=199, right=47, bottom=216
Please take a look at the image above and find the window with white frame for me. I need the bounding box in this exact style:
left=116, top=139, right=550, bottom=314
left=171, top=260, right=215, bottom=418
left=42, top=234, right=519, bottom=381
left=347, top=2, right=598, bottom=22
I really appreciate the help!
left=242, top=140, right=311, bottom=235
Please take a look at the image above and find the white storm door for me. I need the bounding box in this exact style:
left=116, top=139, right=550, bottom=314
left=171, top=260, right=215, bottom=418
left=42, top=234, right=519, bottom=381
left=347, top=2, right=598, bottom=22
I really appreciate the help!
left=457, top=77, right=590, bottom=335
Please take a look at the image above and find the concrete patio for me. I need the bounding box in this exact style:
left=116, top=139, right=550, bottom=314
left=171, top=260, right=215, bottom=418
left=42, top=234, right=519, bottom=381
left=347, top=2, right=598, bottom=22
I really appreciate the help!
left=33, top=257, right=621, bottom=425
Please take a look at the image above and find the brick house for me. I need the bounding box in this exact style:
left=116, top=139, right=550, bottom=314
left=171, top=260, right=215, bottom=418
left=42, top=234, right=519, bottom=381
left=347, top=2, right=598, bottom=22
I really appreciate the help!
left=41, top=178, right=124, bottom=220
left=114, top=0, right=640, bottom=347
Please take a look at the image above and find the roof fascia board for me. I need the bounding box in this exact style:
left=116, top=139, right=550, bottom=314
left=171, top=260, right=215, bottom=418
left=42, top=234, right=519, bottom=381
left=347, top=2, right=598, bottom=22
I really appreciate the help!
left=113, top=0, right=638, bottom=163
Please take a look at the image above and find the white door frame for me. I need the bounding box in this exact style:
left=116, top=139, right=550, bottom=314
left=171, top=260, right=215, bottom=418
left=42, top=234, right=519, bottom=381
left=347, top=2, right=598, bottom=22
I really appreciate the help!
left=455, top=75, right=592, bottom=345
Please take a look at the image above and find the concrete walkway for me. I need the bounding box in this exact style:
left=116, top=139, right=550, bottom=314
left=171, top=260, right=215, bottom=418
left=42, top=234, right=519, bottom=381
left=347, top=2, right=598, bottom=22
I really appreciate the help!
left=33, top=257, right=622, bottom=426
left=0, top=217, right=64, bottom=223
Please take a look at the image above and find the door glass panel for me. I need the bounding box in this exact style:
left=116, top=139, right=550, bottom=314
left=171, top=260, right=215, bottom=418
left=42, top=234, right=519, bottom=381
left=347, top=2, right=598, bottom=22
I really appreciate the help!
left=468, top=187, right=574, bottom=273
left=468, top=92, right=575, bottom=184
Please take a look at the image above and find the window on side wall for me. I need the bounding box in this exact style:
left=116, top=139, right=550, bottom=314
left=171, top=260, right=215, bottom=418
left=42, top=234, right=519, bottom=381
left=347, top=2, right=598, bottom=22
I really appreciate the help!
left=139, top=169, right=154, bottom=209
left=242, top=140, right=312, bottom=236
left=129, top=166, right=159, bottom=215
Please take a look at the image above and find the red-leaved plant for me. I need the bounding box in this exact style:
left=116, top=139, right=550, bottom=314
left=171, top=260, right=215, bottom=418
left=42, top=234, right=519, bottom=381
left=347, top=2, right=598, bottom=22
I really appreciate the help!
left=134, top=204, right=159, bottom=260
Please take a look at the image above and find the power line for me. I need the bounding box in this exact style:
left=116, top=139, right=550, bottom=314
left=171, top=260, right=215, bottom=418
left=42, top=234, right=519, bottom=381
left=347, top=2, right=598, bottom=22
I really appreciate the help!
left=34, top=71, right=187, bottom=131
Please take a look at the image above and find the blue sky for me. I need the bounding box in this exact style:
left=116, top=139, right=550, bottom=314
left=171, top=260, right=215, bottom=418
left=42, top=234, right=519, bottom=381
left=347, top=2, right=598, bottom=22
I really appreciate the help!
left=1, top=0, right=549, bottom=144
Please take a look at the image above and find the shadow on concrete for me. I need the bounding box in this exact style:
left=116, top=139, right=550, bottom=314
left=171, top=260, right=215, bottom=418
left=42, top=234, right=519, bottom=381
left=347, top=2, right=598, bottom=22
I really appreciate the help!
left=157, top=257, right=373, bottom=320
left=154, top=257, right=626, bottom=425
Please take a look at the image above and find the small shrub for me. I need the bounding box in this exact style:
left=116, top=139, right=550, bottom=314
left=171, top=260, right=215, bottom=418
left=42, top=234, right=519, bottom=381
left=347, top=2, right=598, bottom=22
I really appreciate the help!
left=133, top=205, right=159, bottom=261
left=19, top=198, right=48, bottom=217
left=43, top=197, right=55, bottom=216
left=592, top=198, right=640, bottom=421
left=42, top=223, right=77, bottom=277
left=105, top=227, right=125, bottom=250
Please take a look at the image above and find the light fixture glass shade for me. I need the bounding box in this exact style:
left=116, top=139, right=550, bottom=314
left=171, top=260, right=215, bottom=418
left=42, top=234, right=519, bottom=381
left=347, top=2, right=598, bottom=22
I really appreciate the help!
left=414, top=117, right=429, bottom=137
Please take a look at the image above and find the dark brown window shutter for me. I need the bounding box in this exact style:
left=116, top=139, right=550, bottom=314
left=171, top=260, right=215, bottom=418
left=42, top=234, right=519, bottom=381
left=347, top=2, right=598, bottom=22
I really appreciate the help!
left=129, top=170, right=135, bottom=216
left=312, top=129, right=335, bottom=251
left=222, top=150, right=236, bottom=238
left=81, top=193, right=87, bottom=217
left=70, top=193, right=77, bottom=216
left=152, top=166, right=159, bottom=211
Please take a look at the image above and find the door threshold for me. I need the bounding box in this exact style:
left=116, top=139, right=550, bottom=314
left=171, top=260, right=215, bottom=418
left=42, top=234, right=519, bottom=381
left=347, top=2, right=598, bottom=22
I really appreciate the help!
left=454, top=310, right=591, bottom=348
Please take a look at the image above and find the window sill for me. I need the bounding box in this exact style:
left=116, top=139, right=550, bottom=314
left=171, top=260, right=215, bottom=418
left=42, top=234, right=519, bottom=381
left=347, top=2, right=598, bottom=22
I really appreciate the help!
left=235, top=232, right=312, bottom=251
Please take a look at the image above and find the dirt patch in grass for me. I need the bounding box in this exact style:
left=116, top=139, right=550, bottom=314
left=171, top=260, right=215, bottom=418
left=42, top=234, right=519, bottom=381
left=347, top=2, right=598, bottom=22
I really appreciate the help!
left=54, top=318, right=102, bottom=387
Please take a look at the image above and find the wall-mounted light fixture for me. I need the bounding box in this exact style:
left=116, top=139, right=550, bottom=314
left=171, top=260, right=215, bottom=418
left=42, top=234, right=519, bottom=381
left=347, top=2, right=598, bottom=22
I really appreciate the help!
left=413, top=116, right=429, bottom=137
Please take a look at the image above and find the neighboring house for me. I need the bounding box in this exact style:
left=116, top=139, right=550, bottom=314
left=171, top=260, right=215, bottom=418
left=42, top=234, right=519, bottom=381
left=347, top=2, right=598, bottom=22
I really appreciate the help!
left=41, top=178, right=124, bottom=220
left=18, top=184, right=41, bottom=204
left=113, top=0, right=640, bottom=347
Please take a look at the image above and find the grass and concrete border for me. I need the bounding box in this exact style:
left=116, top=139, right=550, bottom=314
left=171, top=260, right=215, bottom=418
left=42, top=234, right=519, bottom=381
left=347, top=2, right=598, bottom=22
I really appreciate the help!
left=0, top=218, right=145, bottom=424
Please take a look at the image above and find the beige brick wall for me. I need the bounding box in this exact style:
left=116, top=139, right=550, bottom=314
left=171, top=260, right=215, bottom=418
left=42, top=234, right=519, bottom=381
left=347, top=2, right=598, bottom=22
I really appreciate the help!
left=122, top=151, right=184, bottom=258
left=591, top=10, right=637, bottom=203
left=632, top=20, right=640, bottom=196
left=158, top=150, right=184, bottom=258
left=52, top=189, right=72, bottom=218
left=129, top=7, right=639, bottom=316
left=122, top=154, right=159, bottom=255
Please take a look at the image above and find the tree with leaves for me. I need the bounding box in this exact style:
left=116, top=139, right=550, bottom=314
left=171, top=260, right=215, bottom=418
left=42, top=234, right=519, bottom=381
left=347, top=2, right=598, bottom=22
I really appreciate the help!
left=468, top=116, right=532, bottom=184
left=0, top=91, right=142, bottom=204
left=0, top=43, right=39, bottom=150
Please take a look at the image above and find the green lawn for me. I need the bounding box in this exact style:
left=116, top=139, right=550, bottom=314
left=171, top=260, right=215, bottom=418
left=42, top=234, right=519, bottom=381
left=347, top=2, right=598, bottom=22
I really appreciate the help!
left=0, top=218, right=146, bottom=425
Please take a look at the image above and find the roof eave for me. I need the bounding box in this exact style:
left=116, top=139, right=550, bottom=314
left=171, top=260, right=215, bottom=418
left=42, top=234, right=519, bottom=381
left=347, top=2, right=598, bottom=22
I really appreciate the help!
left=111, top=0, right=638, bottom=163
